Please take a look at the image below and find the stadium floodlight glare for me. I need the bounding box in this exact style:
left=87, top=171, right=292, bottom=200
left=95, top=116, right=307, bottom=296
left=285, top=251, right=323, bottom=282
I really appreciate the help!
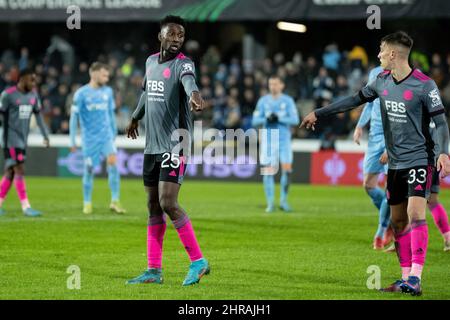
left=276, top=21, right=307, bottom=33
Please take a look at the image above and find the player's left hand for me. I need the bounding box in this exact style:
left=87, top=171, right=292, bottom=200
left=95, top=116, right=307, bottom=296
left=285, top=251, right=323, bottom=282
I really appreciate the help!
left=300, top=112, right=317, bottom=131
left=437, top=154, right=450, bottom=178
left=43, top=138, right=50, bottom=148
left=126, top=119, right=139, bottom=140
left=189, top=91, right=204, bottom=112
left=379, top=151, right=388, bottom=165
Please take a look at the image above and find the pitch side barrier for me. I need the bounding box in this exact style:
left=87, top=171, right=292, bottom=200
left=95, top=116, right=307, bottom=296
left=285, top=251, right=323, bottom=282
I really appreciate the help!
left=4, top=134, right=449, bottom=188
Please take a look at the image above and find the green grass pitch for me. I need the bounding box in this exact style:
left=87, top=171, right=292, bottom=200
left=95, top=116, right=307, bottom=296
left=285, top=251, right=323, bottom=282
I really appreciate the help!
left=0, top=177, right=449, bottom=300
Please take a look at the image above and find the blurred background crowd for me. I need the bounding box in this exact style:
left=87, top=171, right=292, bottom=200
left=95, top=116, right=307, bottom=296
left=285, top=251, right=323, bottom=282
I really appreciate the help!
left=1, top=39, right=450, bottom=145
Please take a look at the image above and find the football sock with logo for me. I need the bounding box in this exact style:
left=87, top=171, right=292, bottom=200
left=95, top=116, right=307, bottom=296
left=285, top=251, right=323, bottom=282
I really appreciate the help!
left=375, top=198, right=391, bottom=238
left=394, top=227, right=412, bottom=281
left=83, top=164, right=94, bottom=205
left=367, top=187, right=384, bottom=210
left=107, top=165, right=120, bottom=202
left=0, top=176, right=13, bottom=207
left=263, top=175, right=275, bottom=207
left=173, top=214, right=203, bottom=262
left=280, top=171, right=290, bottom=205
left=13, top=175, right=30, bottom=210
left=428, top=203, right=450, bottom=242
left=410, top=220, right=428, bottom=279
left=147, top=215, right=166, bottom=269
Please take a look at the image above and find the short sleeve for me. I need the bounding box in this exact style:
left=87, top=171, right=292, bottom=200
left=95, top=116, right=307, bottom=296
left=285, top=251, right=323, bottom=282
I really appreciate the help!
left=72, top=90, right=82, bottom=114
left=422, top=80, right=445, bottom=116
left=0, top=91, right=9, bottom=112
left=32, top=94, right=43, bottom=113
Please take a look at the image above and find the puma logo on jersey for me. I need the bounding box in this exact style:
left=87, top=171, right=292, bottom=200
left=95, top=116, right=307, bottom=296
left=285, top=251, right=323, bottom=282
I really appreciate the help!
left=428, top=88, right=442, bottom=108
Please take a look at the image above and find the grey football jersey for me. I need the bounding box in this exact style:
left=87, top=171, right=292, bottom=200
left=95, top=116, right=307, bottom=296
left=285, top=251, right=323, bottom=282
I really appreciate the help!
left=143, top=52, right=196, bottom=155
left=360, top=69, right=446, bottom=170
left=0, top=86, right=45, bottom=149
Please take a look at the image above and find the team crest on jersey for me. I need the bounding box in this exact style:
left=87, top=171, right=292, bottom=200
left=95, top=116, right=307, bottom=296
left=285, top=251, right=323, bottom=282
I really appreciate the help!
left=428, top=88, right=442, bottom=108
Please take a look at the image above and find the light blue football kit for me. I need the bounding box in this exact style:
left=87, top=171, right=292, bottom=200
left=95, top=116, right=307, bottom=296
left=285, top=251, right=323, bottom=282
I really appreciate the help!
left=252, top=93, right=299, bottom=212
left=70, top=84, right=120, bottom=205
left=356, top=66, right=390, bottom=240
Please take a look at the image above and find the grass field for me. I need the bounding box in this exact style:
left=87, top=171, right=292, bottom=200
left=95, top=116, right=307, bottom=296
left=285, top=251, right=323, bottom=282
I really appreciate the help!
left=0, top=177, right=449, bottom=300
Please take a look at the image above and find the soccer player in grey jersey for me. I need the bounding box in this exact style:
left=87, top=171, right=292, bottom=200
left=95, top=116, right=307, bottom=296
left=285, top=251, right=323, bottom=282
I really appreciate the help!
left=301, top=31, right=450, bottom=296
left=0, top=68, right=50, bottom=217
left=125, top=16, right=209, bottom=286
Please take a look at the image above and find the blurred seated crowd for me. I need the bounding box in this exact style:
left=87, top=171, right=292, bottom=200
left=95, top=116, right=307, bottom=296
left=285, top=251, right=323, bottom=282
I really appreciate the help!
left=1, top=41, right=449, bottom=146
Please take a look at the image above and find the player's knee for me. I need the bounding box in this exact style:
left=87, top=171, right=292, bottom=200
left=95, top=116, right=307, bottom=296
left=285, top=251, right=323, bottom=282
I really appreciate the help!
left=4, top=168, right=14, bottom=180
left=148, top=199, right=163, bottom=215
left=107, top=155, right=117, bottom=166
left=159, top=197, right=178, bottom=216
left=364, top=185, right=374, bottom=195
left=427, top=194, right=438, bottom=210
left=12, top=165, right=24, bottom=176
left=390, top=217, right=408, bottom=233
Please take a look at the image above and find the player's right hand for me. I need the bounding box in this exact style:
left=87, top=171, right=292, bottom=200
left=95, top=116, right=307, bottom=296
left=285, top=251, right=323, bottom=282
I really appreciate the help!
left=437, top=154, right=450, bottom=178
left=300, top=112, right=317, bottom=131
left=353, top=127, right=362, bottom=145
left=126, top=119, right=139, bottom=140
left=70, top=146, right=77, bottom=153
left=379, top=151, right=388, bottom=165
left=189, top=91, right=204, bottom=112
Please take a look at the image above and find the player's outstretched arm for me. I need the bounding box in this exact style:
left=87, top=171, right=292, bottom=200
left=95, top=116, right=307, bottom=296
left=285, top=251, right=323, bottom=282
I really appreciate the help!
left=300, top=92, right=367, bottom=130
left=35, top=112, right=50, bottom=147
left=180, top=74, right=203, bottom=112
left=433, top=113, right=450, bottom=177
left=126, top=92, right=145, bottom=140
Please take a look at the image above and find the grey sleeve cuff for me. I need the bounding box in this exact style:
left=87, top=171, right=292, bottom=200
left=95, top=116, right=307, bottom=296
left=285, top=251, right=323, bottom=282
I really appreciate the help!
left=181, top=74, right=199, bottom=97
left=315, top=93, right=364, bottom=119
left=131, top=91, right=146, bottom=121
left=433, top=113, right=450, bottom=155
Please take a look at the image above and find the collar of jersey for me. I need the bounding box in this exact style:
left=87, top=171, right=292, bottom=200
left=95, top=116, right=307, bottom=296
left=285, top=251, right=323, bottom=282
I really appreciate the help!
left=391, top=68, right=414, bottom=85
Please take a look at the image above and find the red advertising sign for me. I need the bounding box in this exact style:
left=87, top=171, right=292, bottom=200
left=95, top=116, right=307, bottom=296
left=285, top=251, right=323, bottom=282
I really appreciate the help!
left=310, top=151, right=450, bottom=188
left=311, top=151, right=385, bottom=186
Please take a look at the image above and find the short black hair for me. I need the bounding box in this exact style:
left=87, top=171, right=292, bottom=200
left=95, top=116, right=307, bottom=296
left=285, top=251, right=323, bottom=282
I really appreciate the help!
left=18, top=68, right=34, bottom=80
left=268, top=74, right=284, bottom=83
left=89, top=62, right=110, bottom=73
left=160, top=15, right=186, bottom=30
left=381, top=31, right=413, bottom=50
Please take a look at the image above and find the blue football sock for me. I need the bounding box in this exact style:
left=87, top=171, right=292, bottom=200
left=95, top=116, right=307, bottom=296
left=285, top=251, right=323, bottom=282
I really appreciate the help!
left=280, top=171, right=291, bottom=205
left=375, top=198, right=391, bottom=238
left=367, top=187, right=384, bottom=210
left=82, top=164, right=94, bottom=204
left=263, top=175, right=275, bottom=207
left=107, top=165, right=120, bottom=202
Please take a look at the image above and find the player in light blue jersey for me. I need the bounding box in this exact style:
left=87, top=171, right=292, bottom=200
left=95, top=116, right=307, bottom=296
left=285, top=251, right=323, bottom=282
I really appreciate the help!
left=69, top=62, right=125, bottom=214
left=252, top=75, right=300, bottom=213
left=353, top=66, right=392, bottom=250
